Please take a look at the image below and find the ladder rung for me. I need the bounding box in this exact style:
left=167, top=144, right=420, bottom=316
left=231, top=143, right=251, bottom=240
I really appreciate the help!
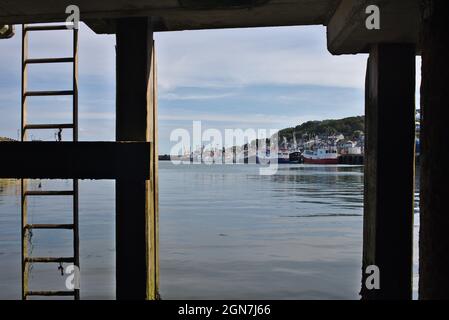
left=24, top=25, right=69, bottom=32
left=24, top=123, right=74, bottom=130
left=25, top=224, right=74, bottom=230
left=25, top=90, right=74, bottom=97
left=25, top=57, right=74, bottom=64
left=26, top=291, right=75, bottom=297
left=25, top=190, right=74, bottom=196
left=25, top=257, right=75, bottom=263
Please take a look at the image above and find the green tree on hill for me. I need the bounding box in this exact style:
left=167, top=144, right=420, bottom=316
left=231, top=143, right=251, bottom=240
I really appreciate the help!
left=277, top=116, right=365, bottom=143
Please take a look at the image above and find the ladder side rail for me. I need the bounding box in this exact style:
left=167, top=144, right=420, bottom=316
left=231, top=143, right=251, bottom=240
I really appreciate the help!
left=21, top=24, right=28, bottom=300
left=72, top=26, right=80, bottom=300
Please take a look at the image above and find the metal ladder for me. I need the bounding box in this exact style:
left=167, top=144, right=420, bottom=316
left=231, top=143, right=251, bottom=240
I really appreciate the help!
left=21, top=23, right=79, bottom=300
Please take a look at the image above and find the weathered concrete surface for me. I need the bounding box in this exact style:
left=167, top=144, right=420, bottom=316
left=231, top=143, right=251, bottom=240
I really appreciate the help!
left=0, top=141, right=151, bottom=179
left=1, top=0, right=423, bottom=55
left=327, top=0, right=420, bottom=54
left=419, top=0, right=449, bottom=300
left=0, top=0, right=340, bottom=33
left=362, top=44, right=415, bottom=300
left=116, top=17, right=159, bottom=300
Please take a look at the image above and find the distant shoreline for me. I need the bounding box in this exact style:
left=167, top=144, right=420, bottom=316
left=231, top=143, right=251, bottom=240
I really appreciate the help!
left=0, top=137, right=15, bottom=142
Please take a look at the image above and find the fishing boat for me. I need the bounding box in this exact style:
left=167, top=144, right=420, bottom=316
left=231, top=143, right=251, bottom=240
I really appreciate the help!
left=303, top=148, right=339, bottom=165
left=257, top=149, right=291, bottom=164
left=276, top=149, right=292, bottom=164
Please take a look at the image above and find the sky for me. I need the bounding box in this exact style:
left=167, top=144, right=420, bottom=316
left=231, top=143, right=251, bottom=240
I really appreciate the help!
left=0, top=23, right=420, bottom=153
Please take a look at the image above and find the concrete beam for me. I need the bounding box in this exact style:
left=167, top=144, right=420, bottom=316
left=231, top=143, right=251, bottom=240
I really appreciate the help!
left=0, top=141, right=151, bottom=179
left=0, top=0, right=340, bottom=33
left=327, top=0, right=420, bottom=55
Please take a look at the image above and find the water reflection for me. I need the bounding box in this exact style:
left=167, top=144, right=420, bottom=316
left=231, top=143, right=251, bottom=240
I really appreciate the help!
left=0, top=164, right=417, bottom=300
left=159, top=163, right=364, bottom=299
left=0, top=179, right=20, bottom=197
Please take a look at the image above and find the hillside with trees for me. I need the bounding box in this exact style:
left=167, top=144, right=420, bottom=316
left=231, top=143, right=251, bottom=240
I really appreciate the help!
left=277, top=116, right=365, bottom=142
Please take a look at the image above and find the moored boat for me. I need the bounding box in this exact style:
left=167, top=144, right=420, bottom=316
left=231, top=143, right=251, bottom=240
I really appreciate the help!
left=256, top=149, right=291, bottom=164
left=303, top=148, right=339, bottom=165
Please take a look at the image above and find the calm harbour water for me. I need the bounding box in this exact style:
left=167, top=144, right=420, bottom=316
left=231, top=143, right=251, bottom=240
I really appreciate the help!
left=0, top=163, right=419, bottom=299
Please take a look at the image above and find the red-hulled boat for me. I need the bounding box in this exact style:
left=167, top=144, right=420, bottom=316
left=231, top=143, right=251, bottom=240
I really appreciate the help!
left=303, top=148, right=339, bottom=165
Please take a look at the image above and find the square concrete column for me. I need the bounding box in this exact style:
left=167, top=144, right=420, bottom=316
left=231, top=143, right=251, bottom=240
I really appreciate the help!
left=362, top=44, right=416, bottom=300
left=419, top=0, right=449, bottom=300
left=115, top=17, right=159, bottom=300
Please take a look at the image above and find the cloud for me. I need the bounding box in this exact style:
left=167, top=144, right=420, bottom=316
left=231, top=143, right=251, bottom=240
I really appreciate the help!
left=0, top=23, right=422, bottom=95
left=155, top=26, right=369, bottom=92
left=160, top=92, right=236, bottom=101
left=1, top=23, right=420, bottom=149
left=0, top=23, right=116, bottom=139
left=159, top=112, right=302, bottom=125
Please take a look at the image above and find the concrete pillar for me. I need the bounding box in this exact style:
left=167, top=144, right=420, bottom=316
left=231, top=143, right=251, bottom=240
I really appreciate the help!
left=419, top=0, right=449, bottom=300
left=362, top=44, right=416, bottom=300
left=115, top=17, right=159, bottom=300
